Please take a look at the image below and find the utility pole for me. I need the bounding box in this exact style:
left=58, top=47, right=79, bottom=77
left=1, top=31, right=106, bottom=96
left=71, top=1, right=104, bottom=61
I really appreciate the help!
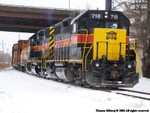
left=69, top=0, right=70, bottom=9
left=0, top=40, right=6, bottom=53
left=6, top=48, right=9, bottom=54
left=18, top=34, right=20, bottom=40
left=6, top=48, right=10, bottom=66
left=106, top=0, right=112, bottom=11
left=0, top=40, right=6, bottom=65
left=112, top=0, right=114, bottom=10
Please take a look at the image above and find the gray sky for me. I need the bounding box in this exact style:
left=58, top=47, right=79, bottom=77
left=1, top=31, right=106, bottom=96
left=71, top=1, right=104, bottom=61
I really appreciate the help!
left=0, top=0, right=105, bottom=54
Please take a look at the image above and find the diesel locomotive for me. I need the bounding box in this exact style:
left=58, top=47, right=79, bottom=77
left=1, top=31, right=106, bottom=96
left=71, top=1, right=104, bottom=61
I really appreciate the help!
left=12, top=10, right=139, bottom=88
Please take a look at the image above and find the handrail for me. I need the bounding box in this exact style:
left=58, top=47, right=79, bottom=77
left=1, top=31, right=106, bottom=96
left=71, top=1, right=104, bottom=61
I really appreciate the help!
left=84, top=44, right=94, bottom=71
left=78, top=29, right=88, bottom=71
left=130, top=43, right=141, bottom=74
left=96, top=41, right=127, bottom=60
left=41, top=53, right=46, bottom=69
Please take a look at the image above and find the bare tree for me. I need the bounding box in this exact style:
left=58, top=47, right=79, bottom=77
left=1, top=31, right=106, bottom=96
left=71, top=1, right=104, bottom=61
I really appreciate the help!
left=113, top=0, right=147, bottom=42
left=142, top=0, right=150, bottom=77
left=0, top=51, right=11, bottom=68
left=112, top=0, right=150, bottom=77
left=0, top=52, right=5, bottom=63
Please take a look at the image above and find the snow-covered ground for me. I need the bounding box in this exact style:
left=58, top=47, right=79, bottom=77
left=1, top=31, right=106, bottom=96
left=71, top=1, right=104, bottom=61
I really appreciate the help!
left=0, top=67, right=150, bottom=113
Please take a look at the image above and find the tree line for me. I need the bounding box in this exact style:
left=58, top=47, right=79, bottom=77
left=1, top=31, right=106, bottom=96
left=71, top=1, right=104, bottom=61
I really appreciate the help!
left=0, top=52, right=11, bottom=68
left=113, top=0, right=150, bottom=77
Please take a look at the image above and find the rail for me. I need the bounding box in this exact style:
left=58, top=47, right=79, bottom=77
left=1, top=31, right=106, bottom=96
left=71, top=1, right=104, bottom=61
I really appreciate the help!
left=113, top=89, right=150, bottom=101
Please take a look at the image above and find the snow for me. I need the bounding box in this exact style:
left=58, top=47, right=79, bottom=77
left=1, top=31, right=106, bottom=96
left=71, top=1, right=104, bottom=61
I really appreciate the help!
left=0, top=67, right=150, bottom=113
left=131, top=78, right=150, bottom=92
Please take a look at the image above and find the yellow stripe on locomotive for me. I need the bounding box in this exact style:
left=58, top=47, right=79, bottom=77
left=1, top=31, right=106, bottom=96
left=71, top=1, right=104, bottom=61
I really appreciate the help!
left=49, top=26, right=55, bottom=60
left=93, top=28, right=126, bottom=61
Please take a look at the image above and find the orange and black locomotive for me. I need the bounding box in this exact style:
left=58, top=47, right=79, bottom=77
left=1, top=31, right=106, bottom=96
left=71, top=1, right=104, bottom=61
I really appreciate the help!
left=12, top=10, right=139, bottom=88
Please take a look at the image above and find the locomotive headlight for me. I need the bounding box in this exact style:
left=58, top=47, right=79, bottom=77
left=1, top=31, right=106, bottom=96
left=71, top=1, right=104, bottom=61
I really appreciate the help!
left=92, top=60, right=100, bottom=68
left=105, top=11, right=108, bottom=14
left=127, top=64, right=132, bottom=69
left=95, top=63, right=100, bottom=67
left=126, top=62, right=134, bottom=69
left=105, top=15, right=108, bottom=18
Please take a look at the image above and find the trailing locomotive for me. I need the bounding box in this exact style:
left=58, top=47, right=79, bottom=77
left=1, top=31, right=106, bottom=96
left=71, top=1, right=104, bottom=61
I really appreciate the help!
left=12, top=10, right=139, bottom=88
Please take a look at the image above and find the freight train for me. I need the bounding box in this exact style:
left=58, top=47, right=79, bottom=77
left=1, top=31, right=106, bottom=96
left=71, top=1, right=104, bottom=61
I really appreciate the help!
left=12, top=10, right=139, bottom=88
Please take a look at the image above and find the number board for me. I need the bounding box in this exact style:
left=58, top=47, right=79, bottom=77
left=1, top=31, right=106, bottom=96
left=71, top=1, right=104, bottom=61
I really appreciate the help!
left=89, top=12, right=119, bottom=20
left=109, top=13, right=119, bottom=20
left=89, top=12, right=104, bottom=20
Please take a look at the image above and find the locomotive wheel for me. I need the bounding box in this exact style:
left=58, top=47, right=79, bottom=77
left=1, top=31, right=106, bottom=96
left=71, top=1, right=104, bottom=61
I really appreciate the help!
left=65, top=67, right=75, bottom=82
left=46, top=66, right=57, bottom=79
left=85, top=72, right=102, bottom=88
left=22, top=66, right=26, bottom=72
left=74, top=68, right=83, bottom=85
left=46, top=66, right=52, bottom=76
left=27, top=63, right=31, bottom=71
left=35, top=65, right=41, bottom=75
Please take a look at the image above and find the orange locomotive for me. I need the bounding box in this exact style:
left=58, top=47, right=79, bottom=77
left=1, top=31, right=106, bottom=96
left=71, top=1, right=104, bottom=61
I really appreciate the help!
left=12, top=40, right=28, bottom=71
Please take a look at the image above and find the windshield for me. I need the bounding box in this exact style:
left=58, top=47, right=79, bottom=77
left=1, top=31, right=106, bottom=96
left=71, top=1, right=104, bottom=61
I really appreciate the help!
left=78, top=19, right=119, bottom=33
left=105, top=22, right=118, bottom=28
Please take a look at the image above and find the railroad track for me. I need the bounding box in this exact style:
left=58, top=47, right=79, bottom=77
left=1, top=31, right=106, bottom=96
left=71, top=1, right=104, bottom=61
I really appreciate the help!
left=25, top=70, right=150, bottom=101
left=112, top=88, right=150, bottom=101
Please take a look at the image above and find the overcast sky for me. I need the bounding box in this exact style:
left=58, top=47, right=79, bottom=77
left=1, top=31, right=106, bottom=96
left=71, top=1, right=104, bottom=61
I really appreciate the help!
left=0, top=0, right=105, bottom=54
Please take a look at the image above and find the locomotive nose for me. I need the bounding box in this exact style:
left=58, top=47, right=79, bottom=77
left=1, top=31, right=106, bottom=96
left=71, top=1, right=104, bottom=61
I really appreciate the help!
left=110, top=70, right=119, bottom=79
left=93, top=28, right=126, bottom=61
